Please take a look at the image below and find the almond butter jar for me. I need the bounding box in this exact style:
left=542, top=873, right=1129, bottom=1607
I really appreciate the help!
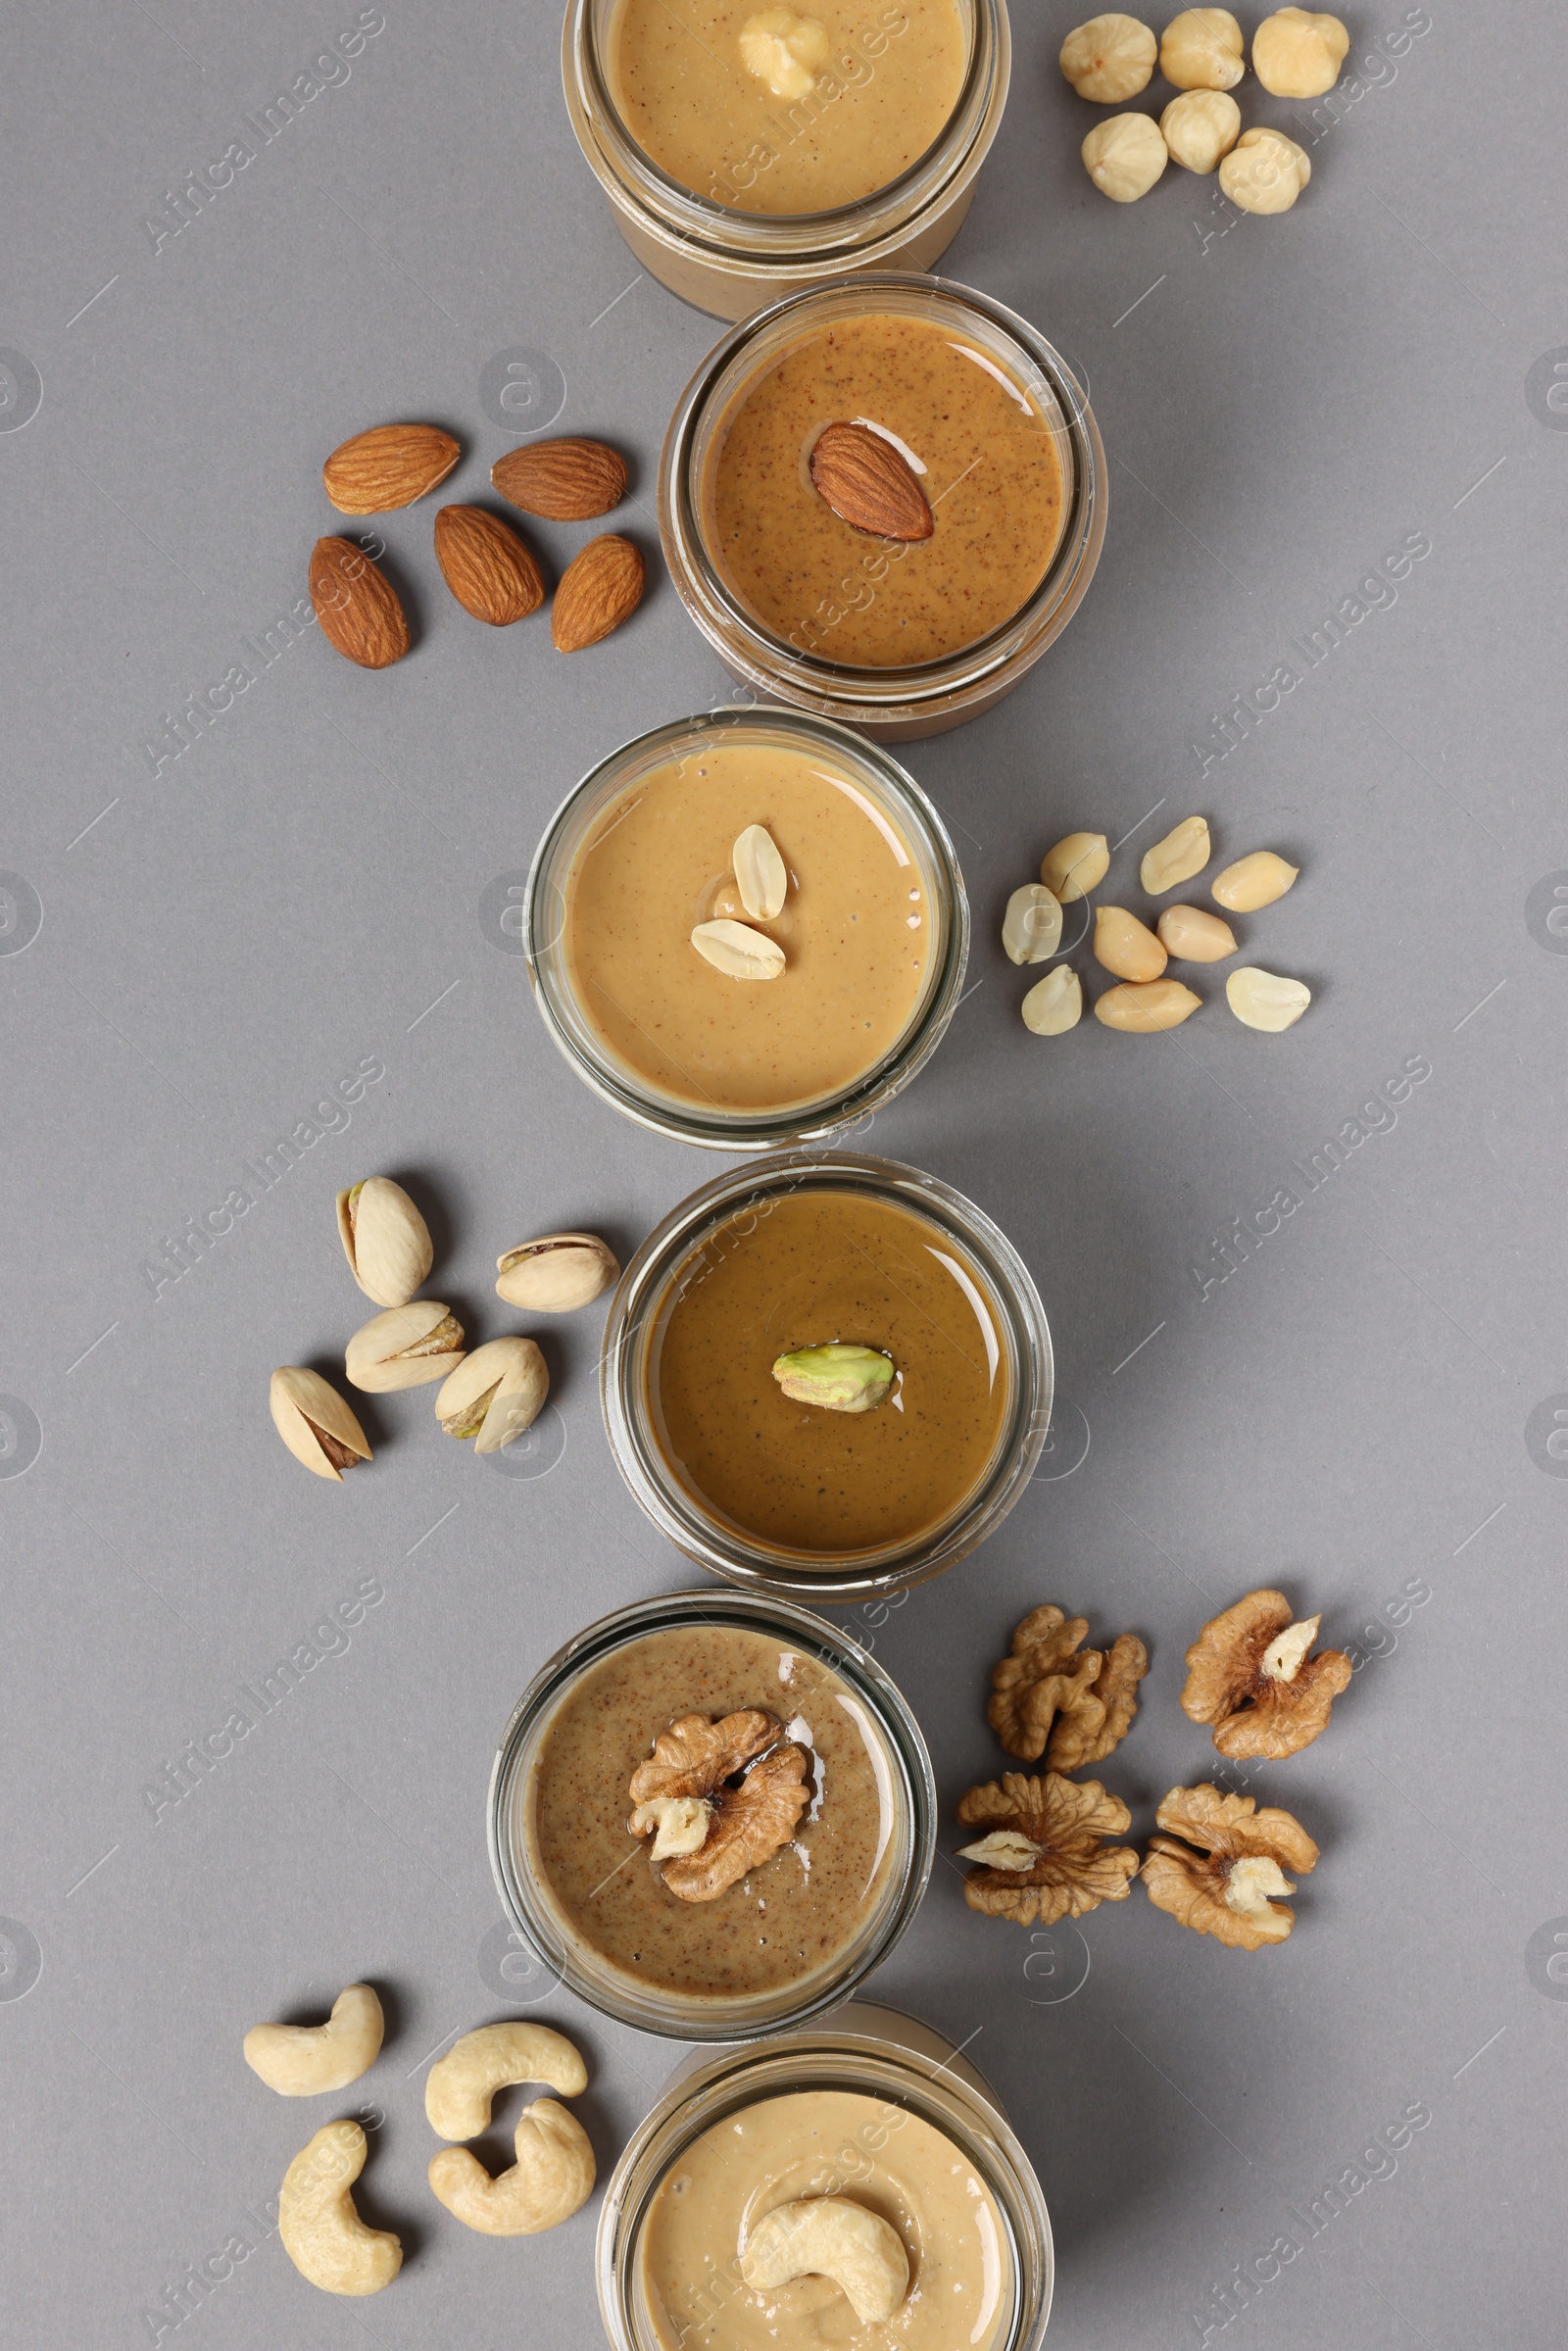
left=563, top=0, right=1009, bottom=320
left=659, top=274, right=1107, bottom=740
left=597, top=2002, right=1054, bottom=2351
left=487, top=1592, right=936, bottom=2040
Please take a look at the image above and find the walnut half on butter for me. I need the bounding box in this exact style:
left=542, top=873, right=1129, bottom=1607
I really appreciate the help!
left=1142, top=1784, right=1319, bottom=1950
left=957, top=1771, right=1140, bottom=1926
left=628, top=1710, right=809, bottom=1903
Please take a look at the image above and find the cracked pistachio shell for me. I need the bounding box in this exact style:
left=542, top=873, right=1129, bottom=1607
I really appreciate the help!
left=270, top=1367, right=371, bottom=1482
left=772, top=1343, right=895, bottom=1414
left=336, top=1177, right=433, bottom=1308
left=495, top=1234, right=618, bottom=1313
left=345, top=1300, right=466, bottom=1393
left=434, top=1338, right=548, bottom=1452
left=733, top=824, right=788, bottom=922
left=1003, top=884, right=1064, bottom=966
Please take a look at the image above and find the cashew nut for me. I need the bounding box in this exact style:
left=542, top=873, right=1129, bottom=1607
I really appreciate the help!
left=279, top=2120, right=402, bottom=2295
left=424, top=2021, right=588, bottom=2140
left=244, top=1983, right=384, bottom=2096
left=741, top=2195, right=910, bottom=2326
left=428, top=2098, right=596, bottom=2234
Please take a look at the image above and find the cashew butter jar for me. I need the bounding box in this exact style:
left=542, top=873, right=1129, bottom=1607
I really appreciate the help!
left=487, top=1592, right=935, bottom=2039
left=563, top=0, right=1010, bottom=319
left=597, top=2002, right=1054, bottom=2351
left=660, top=276, right=1106, bottom=739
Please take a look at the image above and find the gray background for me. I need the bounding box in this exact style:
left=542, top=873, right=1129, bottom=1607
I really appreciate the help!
left=2, top=1, right=1563, bottom=2344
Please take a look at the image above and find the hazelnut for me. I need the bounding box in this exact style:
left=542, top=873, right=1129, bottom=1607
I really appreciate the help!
left=1059, top=13, right=1156, bottom=102
left=1159, top=88, right=1241, bottom=173
left=1219, top=126, right=1312, bottom=215
left=1081, top=112, right=1168, bottom=202
left=1252, top=7, right=1348, bottom=97
left=1158, top=8, right=1244, bottom=90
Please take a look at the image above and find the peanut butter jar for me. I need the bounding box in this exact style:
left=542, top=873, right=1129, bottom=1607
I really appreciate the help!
left=563, top=0, right=1010, bottom=319
left=659, top=276, right=1106, bottom=739
left=597, top=2003, right=1054, bottom=2351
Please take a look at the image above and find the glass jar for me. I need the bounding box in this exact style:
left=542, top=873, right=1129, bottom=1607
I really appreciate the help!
left=522, top=707, right=968, bottom=1151
left=600, top=1150, right=1052, bottom=1603
left=659, top=274, right=1106, bottom=741
left=597, top=2000, right=1054, bottom=2351
left=562, top=0, right=1010, bottom=320
left=487, top=1592, right=935, bottom=2040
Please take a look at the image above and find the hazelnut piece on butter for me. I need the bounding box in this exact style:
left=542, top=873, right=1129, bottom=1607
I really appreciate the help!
left=772, top=1342, right=895, bottom=1414
left=739, top=9, right=829, bottom=100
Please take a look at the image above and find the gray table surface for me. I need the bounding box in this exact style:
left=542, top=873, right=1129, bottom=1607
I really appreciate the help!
left=3, top=2, right=1564, bottom=2344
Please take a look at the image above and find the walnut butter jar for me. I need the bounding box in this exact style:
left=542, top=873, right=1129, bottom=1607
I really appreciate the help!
left=563, top=0, right=1010, bottom=319
left=660, top=275, right=1107, bottom=739
left=601, top=1151, right=1053, bottom=1603
left=523, top=708, right=968, bottom=1150
left=597, top=2002, right=1054, bottom=2351
left=487, top=1592, right=935, bottom=2040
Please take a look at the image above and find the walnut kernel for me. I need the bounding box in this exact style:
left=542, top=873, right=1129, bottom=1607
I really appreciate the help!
left=988, top=1603, right=1149, bottom=1771
left=1141, top=1784, right=1319, bottom=1949
left=627, top=1711, right=809, bottom=1903
left=957, top=1772, right=1140, bottom=1926
left=1181, top=1589, right=1350, bottom=1758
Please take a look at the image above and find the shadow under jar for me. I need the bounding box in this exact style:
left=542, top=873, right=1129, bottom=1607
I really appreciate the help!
left=598, top=2002, right=1054, bottom=2351
left=563, top=0, right=1010, bottom=319
left=487, top=1592, right=935, bottom=2040
left=523, top=708, right=967, bottom=1151
left=660, top=274, right=1107, bottom=739
left=601, top=1151, right=1052, bottom=1603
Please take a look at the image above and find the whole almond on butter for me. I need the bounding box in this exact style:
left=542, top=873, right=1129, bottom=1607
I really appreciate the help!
left=808, top=422, right=933, bottom=542
left=433, top=506, right=545, bottom=625
left=309, top=538, right=410, bottom=669
left=551, top=534, right=645, bottom=653
left=322, top=423, right=460, bottom=514
left=491, top=437, right=627, bottom=521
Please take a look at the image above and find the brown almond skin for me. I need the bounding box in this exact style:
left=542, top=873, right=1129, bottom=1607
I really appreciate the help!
left=551, top=534, right=645, bottom=653
left=808, top=421, right=933, bottom=542
left=322, top=423, right=460, bottom=514
left=309, top=538, right=410, bottom=669
left=491, top=437, right=627, bottom=521
left=433, top=506, right=545, bottom=625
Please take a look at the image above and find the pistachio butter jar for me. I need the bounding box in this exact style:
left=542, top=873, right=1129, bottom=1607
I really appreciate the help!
left=563, top=0, right=1010, bottom=320
left=597, top=2002, right=1054, bottom=2351
left=487, top=1592, right=935, bottom=2040
left=601, top=1151, right=1053, bottom=1603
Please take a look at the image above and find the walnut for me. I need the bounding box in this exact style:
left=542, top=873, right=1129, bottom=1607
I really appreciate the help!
left=1180, top=1589, right=1350, bottom=1759
left=956, top=1771, right=1140, bottom=1926
left=627, top=1711, right=809, bottom=1904
left=1141, top=1784, right=1318, bottom=1950
left=987, top=1603, right=1149, bottom=1770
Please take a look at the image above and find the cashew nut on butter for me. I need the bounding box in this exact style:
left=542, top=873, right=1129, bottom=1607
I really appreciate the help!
left=1081, top=112, right=1167, bottom=202
left=424, top=2022, right=588, bottom=2140
left=1058, top=14, right=1156, bottom=102
left=279, top=2120, right=401, bottom=2295
left=741, top=2196, right=910, bottom=2326
left=1252, top=7, right=1348, bottom=97
left=1022, top=965, right=1083, bottom=1034
left=244, top=1983, right=384, bottom=2095
left=1041, top=830, right=1110, bottom=902
left=1159, top=89, right=1241, bottom=174
left=1218, top=127, right=1311, bottom=215
left=1212, top=850, right=1298, bottom=910
left=1158, top=8, right=1244, bottom=89
left=428, top=2098, right=596, bottom=2235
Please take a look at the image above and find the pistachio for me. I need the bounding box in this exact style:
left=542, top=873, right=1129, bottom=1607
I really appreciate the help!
left=1040, top=831, right=1109, bottom=903
left=1094, top=906, right=1167, bottom=982
left=1022, top=965, right=1083, bottom=1035
left=772, top=1343, right=895, bottom=1414
left=1156, top=905, right=1237, bottom=962
left=336, top=1177, right=432, bottom=1308
left=270, top=1367, right=371, bottom=1482
left=434, top=1338, right=548, bottom=1452
left=1212, top=851, right=1298, bottom=911
left=345, top=1301, right=466, bottom=1393
left=1140, top=815, right=1211, bottom=895
left=1003, top=883, right=1064, bottom=966
left=1094, top=978, right=1202, bottom=1031
left=1225, top=967, right=1311, bottom=1032
left=496, top=1234, right=618, bottom=1313
left=690, top=918, right=785, bottom=981
left=733, top=824, right=788, bottom=922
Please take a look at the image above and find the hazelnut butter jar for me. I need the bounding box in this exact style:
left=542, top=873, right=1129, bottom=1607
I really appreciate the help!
left=487, top=1592, right=935, bottom=2038
left=597, top=2003, right=1054, bottom=2351
left=523, top=709, right=967, bottom=1150
left=602, top=1151, right=1052, bottom=1602
left=660, top=276, right=1106, bottom=738
left=563, top=0, right=1010, bottom=319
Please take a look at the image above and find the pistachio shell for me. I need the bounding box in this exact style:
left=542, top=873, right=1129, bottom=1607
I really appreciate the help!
left=336, top=1177, right=433, bottom=1307
left=270, top=1368, right=371, bottom=1481
left=495, top=1234, right=618, bottom=1313
left=772, top=1343, right=895, bottom=1414
left=434, top=1338, right=548, bottom=1452
left=345, top=1301, right=466, bottom=1393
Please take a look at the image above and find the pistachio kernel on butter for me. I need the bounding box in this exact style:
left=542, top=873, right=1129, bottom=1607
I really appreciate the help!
left=772, top=1342, right=896, bottom=1414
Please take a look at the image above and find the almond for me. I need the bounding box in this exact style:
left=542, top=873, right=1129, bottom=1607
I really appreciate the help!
left=491, top=437, right=627, bottom=521
left=808, top=422, right=933, bottom=542
left=322, top=423, right=460, bottom=514
left=551, top=534, right=645, bottom=653
left=433, top=506, right=546, bottom=625
left=309, top=538, right=410, bottom=669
